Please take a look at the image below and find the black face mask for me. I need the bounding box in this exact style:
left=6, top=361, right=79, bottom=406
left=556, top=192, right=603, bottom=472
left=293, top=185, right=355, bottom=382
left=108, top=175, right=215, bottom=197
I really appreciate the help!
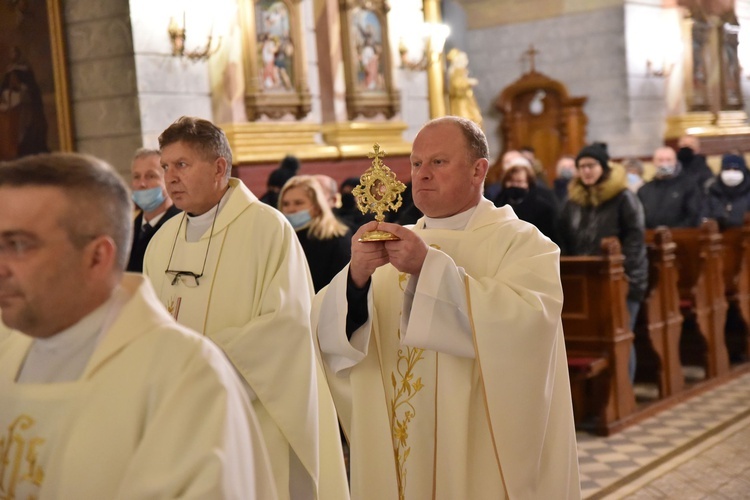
left=504, top=187, right=528, bottom=202
left=677, top=147, right=694, bottom=165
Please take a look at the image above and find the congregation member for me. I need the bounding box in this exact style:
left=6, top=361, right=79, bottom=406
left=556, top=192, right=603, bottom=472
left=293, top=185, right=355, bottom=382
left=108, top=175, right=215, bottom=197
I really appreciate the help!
left=143, top=117, right=348, bottom=500
left=314, top=173, right=340, bottom=209
left=0, top=153, right=276, bottom=499
left=638, top=146, right=703, bottom=229
left=279, top=175, right=352, bottom=292
left=492, top=153, right=559, bottom=212
left=126, top=148, right=180, bottom=272
left=493, top=162, right=560, bottom=244
left=677, top=134, right=714, bottom=188
left=336, top=176, right=377, bottom=231
left=259, top=154, right=300, bottom=209
left=553, top=155, right=576, bottom=204
left=703, top=153, right=750, bottom=229
left=313, top=116, right=581, bottom=499
left=623, top=157, right=645, bottom=192
left=520, top=145, right=550, bottom=186
left=558, top=144, right=648, bottom=379
left=485, top=149, right=526, bottom=199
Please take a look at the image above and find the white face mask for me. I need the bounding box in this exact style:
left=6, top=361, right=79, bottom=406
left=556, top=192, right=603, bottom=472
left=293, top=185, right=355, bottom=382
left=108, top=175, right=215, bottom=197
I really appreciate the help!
left=721, top=169, right=744, bottom=187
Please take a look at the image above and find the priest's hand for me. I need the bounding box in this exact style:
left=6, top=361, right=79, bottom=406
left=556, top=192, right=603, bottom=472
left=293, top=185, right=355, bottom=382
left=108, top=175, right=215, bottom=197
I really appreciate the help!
left=379, top=222, right=429, bottom=277
left=350, top=221, right=389, bottom=288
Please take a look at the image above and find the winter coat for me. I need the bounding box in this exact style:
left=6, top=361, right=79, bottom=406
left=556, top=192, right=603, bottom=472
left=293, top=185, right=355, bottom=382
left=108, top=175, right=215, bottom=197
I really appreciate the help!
left=637, top=165, right=703, bottom=229
left=703, top=174, right=750, bottom=229
left=493, top=185, right=561, bottom=245
left=559, top=163, right=648, bottom=302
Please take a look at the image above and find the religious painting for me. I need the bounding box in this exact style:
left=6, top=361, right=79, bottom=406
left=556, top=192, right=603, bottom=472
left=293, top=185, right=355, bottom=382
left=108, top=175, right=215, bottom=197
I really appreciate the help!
left=339, top=0, right=399, bottom=120
left=0, top=0, right=72, bottom=161
left=256, top=0, right=295, bottom=91
left=240, top=0, right=311, bottom=120
left=351, top=8, right=384, bottom=92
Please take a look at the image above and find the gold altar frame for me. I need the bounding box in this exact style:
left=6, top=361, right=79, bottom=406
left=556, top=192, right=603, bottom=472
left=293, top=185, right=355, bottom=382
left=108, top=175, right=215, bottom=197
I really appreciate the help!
left=339, top=0, right=400, bottom=120
left=239, top=0, right=312, bottom=120
left=0, top=0, right=73, bottom=160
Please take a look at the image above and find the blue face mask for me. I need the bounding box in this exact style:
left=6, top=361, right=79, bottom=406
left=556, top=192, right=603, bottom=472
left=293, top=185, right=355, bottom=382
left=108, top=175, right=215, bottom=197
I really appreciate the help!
left=285, top=209, right=312, bottom=229
left=627, top=173, right=641, bottom=186
left=132, top=186, right=165, bottom=212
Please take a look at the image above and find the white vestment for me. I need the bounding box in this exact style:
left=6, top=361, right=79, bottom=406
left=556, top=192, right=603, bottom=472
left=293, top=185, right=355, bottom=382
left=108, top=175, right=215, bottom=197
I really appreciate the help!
left=0, top=274, right=276, bottom=499
left=144, top=178, right=348, bottom=500
left=314, top=199, right=581, bottom=499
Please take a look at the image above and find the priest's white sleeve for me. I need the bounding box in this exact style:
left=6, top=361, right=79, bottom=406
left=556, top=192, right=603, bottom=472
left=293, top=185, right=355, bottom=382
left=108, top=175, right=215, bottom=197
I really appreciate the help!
left=317, top=264, right=374, bottom=374
left=400, top=246, right=476, bottom=358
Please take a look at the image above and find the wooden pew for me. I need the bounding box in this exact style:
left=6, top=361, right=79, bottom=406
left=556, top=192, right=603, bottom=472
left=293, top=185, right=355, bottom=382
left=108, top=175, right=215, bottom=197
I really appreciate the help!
left=658, top=219, right=730, bottom=378
left=720, top=213, right=750, bottom=361
left=561, top=237, right=635, bottom=435
left=635, top=227, right=684, bottom=397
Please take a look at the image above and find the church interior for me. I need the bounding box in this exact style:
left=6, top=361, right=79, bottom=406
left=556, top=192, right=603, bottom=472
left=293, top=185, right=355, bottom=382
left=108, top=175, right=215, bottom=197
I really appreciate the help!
left=3, top=0, right=750, bottom=497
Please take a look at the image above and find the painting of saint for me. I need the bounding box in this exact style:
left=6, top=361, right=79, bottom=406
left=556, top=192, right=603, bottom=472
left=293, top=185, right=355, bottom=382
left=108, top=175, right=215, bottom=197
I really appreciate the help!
left=0, top=2, right=58, bottom=161
left=351, top=8, right=384, bottom=91
left=256, top=0, right=295, bottom=91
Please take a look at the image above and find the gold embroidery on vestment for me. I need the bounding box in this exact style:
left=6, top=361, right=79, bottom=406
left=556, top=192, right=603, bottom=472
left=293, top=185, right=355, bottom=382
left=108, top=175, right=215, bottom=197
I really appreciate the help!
left=166, top=296, right=181, bottom=320
left=390, top=337, right=424, bottom=500
left=0, top=415, right=45, bottom=499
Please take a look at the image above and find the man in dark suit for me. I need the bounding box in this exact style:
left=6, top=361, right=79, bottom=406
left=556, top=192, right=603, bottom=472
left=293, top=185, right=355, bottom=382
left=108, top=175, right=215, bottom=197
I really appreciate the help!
left=126, top=148, right=180, bottom=272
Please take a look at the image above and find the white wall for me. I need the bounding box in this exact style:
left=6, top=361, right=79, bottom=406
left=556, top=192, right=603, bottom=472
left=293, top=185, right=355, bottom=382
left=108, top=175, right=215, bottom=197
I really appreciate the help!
left=466, top=6, right=629, bottom=161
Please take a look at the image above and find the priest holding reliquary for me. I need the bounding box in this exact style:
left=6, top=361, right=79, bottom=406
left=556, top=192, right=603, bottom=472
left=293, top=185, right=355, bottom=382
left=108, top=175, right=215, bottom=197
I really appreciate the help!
left=313, top=116, right=581, bottom=499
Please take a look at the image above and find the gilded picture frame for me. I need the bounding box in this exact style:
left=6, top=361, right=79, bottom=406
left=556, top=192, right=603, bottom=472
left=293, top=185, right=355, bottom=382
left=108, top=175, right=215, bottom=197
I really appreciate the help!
left=339, top=0, right=400, bottom=120
left=0, top=0, right=73, bottom=160
left=239, top=0, right=312, bottom=120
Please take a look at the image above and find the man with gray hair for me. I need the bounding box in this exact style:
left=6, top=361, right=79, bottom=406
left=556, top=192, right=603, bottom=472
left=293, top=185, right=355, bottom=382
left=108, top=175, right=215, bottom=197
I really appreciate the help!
left=313, top=116, right=580, bottom=499
left=143, top=116, right=348, bottom=500
left=126, top=147, right=180, bottom=272
left=0, top=152, right=276, bottom=498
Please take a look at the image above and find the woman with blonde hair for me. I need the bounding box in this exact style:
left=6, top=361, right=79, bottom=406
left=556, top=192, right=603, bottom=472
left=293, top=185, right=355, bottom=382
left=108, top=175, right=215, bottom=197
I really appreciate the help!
left=280, top=175, right=352, bottom=291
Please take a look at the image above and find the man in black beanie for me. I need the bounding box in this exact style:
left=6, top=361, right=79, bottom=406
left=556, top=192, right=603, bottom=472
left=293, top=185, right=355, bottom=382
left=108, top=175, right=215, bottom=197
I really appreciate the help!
left=559, top=142, right=647, bottom=382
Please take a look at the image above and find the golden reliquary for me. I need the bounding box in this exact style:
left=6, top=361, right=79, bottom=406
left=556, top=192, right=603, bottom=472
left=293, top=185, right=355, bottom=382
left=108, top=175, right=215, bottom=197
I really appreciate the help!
left=352, top=143, right=406, bottom=241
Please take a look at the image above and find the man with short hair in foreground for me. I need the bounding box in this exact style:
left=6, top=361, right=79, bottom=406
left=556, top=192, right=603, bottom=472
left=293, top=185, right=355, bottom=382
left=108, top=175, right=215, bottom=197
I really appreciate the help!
left=313, top=116, right=580, bottom=499
left=0, top=153, right=276, bottom=499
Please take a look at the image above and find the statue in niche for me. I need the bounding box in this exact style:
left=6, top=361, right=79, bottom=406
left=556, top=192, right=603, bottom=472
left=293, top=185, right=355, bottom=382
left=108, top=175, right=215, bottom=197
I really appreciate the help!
left=680, top=0, right=742, bottom=110
left=690, top=19, right=711, bottom=109
left=446, top=48, right=483, bottom=128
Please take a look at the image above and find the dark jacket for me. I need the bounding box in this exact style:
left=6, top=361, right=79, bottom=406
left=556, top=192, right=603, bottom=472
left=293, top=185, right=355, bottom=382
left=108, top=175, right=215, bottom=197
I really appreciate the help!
left=703, top=174, right=750, bottom=229
left=553, top=177, right=571, bottom=205
left=493, top=185, right=561, bottom=245
left=559, top=164, right=648, bottom=302
left=678, top=150, right=714, bottom=189
left=296, top=228, right=352, bottom=292
left=637, top=165, right=703, bottom=229
left=126, top=205, right=182, bottom=273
